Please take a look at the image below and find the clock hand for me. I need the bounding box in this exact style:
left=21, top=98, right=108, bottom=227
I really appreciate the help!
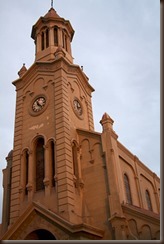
left=37, top=100, right=41, bottom=106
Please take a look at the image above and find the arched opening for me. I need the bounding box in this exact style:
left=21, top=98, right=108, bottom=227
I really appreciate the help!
left=72, top=142, right=78, bottom=177
left=35, top=137, right=45, bottom=191
left=145, top=189, right=153, bottom=211
left=24, top=149, right=29, bottom=195
left=25, top=229, right=56, bottom=240
left=46, top=29, right=49, bottom=48
left=140, top=225, right=152, bottom=240
left=41, top=32, right=44, bottom=50
left=54, top=27, right=58, bottom=46
left=62, top=30, right=67, bottom=50
left=50, top=140, right=55, bottom=187
left=128, top=219, right=139, bottom=239
left=124, top=173, right=132, bottom=204
left=65, top=34, right=68, bottom=51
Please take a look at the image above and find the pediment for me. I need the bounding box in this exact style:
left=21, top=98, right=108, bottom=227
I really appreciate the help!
left=13, top=62, right=55, bottom=92
left=1, top=201, right=104, bottom=240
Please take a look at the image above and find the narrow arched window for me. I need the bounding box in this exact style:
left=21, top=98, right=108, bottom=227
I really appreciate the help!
left=124, top=174, right=132, bottom=204
left=62, top=31, right=66, bottom=49
left=36, top=138, right=45, bottom=191
left=145, top=190, right=153, bottom=211
left=41, top=32, right=44, bottom=50
left=25, top=150, right=29, bottom=195
left=65, top=35, right=67, bottom=51
left=50, top=141, right=55, bottom=187
left=72, top=142, right=78, bottom=179
left=46, top=29, right=49, bottom=48
left=54, top=27, right=58, bottom=46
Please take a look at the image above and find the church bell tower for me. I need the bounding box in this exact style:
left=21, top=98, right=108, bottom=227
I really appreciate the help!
left=31, top=7, right=74, bottom=63
left=6, top=6, right=95, bottom=228
left=1, top=4, right=160, bottom=241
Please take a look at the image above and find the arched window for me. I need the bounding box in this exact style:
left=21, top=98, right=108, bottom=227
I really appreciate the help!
left=24, top=150, right=29, bottom=195
left=62, top=31, right=65, bottom=48
left=62, top=30, right=67, bottom=50
left=124, top=174, right=132, bottom=204
left=54, top=27, right=58, bottom=46
left=35, top=138, right=45, bottom=191
left=46, top=29, right=49, bottom=48
left=145, top=190, right=153, bottom=211
left=65, top=34, right=67, bottom=51
left=41, top=32, right=44, bottom=50
left=50, top=140, right=55, bottom=187
left=72, top=142, right=78, bottom=180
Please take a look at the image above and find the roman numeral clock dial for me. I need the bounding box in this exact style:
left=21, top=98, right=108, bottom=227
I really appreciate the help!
left=73, top=98, right=83, bottom=118
left=32, top=97, right=46, bottom=112
left=29, top=96, right=47, bottom=116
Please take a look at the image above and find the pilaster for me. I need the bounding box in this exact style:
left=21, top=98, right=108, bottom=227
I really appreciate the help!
left=100, top=112, right=126, bottom=237
left=134, top=156, right=144, bottom=208
left=100, top=113, right=123, bottom=216
left=27, top=151, right=34, bottom=202
left=108, top=214, right=128, bottom=240
left=153, top=173, right=160, bottom=213
left=9, top=92, right=23, bottom=225
left=43, top=144, right=51, bottom=196
left=1, top=152, right=12, bottom=236
left=19, top=152, right=25, bottom=203
left=87, top=100, right=94, bottom=131
left=54, top=69, right=75, bottom=222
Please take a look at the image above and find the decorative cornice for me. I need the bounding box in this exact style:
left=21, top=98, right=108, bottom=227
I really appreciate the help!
left=118, top=142, right=160, bottom=181
left=121, top=203, right=160, bottom=225
left=77, top=128, right=101, bottom=139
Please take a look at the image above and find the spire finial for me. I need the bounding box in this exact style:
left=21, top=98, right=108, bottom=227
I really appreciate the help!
left=51, top=0, right=53, bottom=8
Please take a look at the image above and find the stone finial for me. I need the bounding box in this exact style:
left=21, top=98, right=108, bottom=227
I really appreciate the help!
left=18, top=63, right=27, bottom=78
left=5, top=150, right=13, bottom=161
left=100, top=112, right=114, bottom=132
left=44, top=6, right=60, bottom=19
left=5, top=150, right=13, bottom=167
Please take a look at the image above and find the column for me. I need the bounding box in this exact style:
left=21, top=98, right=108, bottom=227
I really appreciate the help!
left=43, top=144, right=50, bottom=196
left=58, top=28, right=63, bottom=47
left=27, top=151, right=33, bottom=202
left=19, top=152, right=25, bottom=202
left=153, top=173, right=160, bottom=213
left=77, top=146, right=84, bottom=188
left=36, top=32, right=41, bottom=53
left=134, top=156, right=144, bottom=208
left=54, top=73, right=75, bottom=222
left=49, top=27, right=54, bottom=47
left=66, top=36, right=71, bottom=56
left=100, top=113, right=128, bottom=240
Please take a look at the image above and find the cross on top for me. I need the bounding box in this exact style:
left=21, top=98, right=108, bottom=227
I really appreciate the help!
left=51, top=0, right=53, bottom=8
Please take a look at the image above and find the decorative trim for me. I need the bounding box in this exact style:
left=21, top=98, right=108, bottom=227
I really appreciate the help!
left=121, top=203, right=160, bottom=225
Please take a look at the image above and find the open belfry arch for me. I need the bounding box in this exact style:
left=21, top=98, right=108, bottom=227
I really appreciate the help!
left=0, top=4, right=160, bottom=241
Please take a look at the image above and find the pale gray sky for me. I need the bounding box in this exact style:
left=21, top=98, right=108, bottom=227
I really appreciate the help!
left=0, top=0, right=160, bottom=221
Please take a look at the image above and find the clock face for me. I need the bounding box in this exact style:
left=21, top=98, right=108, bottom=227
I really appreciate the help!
left=32, top=97, right=46, bottom=112
left=73, top=99, right=82, bottom=116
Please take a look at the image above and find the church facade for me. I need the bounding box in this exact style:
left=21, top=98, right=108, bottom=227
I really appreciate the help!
left=0, top=6, right=160, bottom=240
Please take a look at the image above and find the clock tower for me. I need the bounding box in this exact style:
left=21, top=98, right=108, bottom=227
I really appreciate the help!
left=3, top=6, right=95, bottom=232
left=1, top=5, right=160, bottom=241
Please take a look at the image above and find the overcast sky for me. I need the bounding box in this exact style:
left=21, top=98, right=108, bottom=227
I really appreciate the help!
left=0, top=0, right=160, bottom=221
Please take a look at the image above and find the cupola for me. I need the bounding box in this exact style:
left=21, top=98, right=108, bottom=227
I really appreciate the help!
left=31, top=7, right=74, bottom=63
